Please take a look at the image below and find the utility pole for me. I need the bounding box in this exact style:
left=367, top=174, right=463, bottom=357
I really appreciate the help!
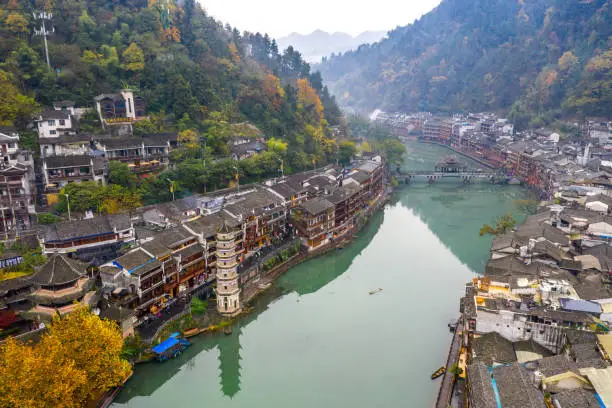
left=233, top=167, right=239, bottom=194
left=64, top=193, right=71, bottom=222
left=33, top=11, right=54, bottom=69
left=169, top=180, right=175, bottom=201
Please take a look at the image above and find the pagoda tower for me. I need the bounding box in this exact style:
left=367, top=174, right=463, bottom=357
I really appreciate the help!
left=215, top=221, right=241, bottom=316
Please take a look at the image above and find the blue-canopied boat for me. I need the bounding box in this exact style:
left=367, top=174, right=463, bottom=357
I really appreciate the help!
left=151, top=332, right=191, bottom=362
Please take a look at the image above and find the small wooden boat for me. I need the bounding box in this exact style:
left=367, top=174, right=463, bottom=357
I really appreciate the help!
left=183, top=328, right=204, bottom=338
left=431, top=366, right=446, bottom=379
left=368, top=288, right=383, bottom=295
left=223, top=326, right=233, bottom=335
left=336, top=245, right=344, bottom=250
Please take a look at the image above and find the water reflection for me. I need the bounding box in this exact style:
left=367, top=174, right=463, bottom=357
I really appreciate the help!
left=115, top=211, right=386, bottom=404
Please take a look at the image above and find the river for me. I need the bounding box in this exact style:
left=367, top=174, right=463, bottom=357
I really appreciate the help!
left=112, top=142, right=529, bottom=408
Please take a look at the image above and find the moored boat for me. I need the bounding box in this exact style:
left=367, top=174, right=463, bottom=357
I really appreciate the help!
left=152, top=332, right=191, bottom=362
left=431, top=366, right=446, bottom=379
left=183, top=328, right=204, bottom=338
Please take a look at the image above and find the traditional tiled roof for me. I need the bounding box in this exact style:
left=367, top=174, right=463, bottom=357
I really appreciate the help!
left=472, top=332, right=517, bottom=366
left=100, top=138, right=142, bottom=150
left=552, top=389, right=600, bottom=408
left=28, top=254, right=88, bottom=286
left=492, top=363, right=544, bottom=407
left=142, top=132, right=177, bottom=146
left=466, top=363, right=497, bottom=408
left=299, top=197, right=334, bottom=215
left=38, top=109, right=70, bottom=121
left=41, top=213, right=131, bottom=242
left=44, top=154, right=91, bottom=169
left=114, top=248, right=152, bottom=272
left=40, top=134, right=92, bottom=145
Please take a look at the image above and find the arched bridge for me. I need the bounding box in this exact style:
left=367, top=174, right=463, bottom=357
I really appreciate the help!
left=392, top=170, right=511, bottom=185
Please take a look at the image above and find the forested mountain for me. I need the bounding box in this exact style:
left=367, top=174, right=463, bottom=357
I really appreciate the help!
left=277, top=30, right=386, bottom=63
left=318, top=0, right=612, bottom=129
left=0, top=0, right=343, bottom=168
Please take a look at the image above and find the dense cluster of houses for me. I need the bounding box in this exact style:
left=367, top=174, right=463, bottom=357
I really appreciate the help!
left=0, top=154, right=385, bottom=339
left=0, top=90, right=275, bottom=237
left=456, top=200, right=612, bottom=406
left=375, top=111, right=612, bottom=200
left=372, top=111, right=612, bottom=407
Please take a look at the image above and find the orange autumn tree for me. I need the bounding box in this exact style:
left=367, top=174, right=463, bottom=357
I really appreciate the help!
left=0, top=306, right=132, bottom=408
left=297, top=78, right=324, bottom=124
left=263, top=73, right=284, bottom=108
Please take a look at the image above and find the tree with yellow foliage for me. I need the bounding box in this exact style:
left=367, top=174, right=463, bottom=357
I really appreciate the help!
left=263, top=73, right=284, bottom=108
left=5, top=13, right=29, bottom=35
left=0, top=70, right=39, bottom=129
left=122, top=43, right=145, bottom=72
left=266, top=137, right=288, bottom=155
left=0, top=306, right=132, bottom=407
left=178, top=129, right=201, bottom=150
left=297, top=78, right=324, bottom=124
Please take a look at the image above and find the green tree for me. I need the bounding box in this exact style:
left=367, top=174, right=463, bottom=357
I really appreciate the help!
left=0, top=71, right=39, bottom=129
left=266, top=137, right=288, bottom=155
left=108, top=161, right=137, bottom=189
left=121, top=43, right=145, bottom=72
left=338, top=141, right=357, bottom=166
left=479, top=213, right=517, bottom=236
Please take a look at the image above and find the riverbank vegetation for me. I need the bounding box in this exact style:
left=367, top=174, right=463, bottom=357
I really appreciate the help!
left=0, top=306, right=131, bottom=408
left=479, top=213, right=517, bottom=236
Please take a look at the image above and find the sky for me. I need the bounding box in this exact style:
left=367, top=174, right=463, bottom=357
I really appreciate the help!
left=199, top=0, right=442, bottom=38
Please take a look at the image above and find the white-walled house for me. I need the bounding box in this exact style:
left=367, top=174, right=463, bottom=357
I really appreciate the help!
left=0, top=128, right=20, bottom=165
left=52, top=100, right=76, bottom=116
left=40, top=134, right=92, bottom=157
left=35, top=109, right=74, bottom=138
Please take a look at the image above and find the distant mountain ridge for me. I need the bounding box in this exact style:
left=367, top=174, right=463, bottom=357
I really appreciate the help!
left=277, top=30, right=386, bottom=63
left=318, top=0, right=612, bottom=129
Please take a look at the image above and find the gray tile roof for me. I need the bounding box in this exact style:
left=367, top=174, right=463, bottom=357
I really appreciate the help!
left=535, top=355, right=577, bottom=377
left=41, top=214, right=131, bottom=242
left=100, top=138, right=143, bottom=150
left=40, top=134, right=92, bottom=144
left=28, top=254, right=88, bottom=286
left=268, top=182, right=298, bottom=200
left=552, top=389, right=600, bottom=408
left=466, top=363, right=497, bottom=408
left=38, top=109, right=70, bottom=120
left=44, top=155, right=92, bottom=169
left=492, top=363, right=544, bottom=408
left=114, top=248, right=153, bottom=271
left=472, top=332, right=517, bottom=366
left=300, top=197, right=334, bottom=215
left=130, top=258, right=162, bottom=277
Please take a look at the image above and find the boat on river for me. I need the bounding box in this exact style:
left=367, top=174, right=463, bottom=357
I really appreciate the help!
left=184, top=328, right=206, bottom=338
left=368, top=288, right=383, bottom=295
left=431, top=366, right=446, bottom=379
left=152, top=333, right=190, bottom=362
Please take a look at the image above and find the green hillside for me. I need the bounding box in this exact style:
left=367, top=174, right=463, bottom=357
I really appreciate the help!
left=318, top=0, right=611, bottom=129
left=0, top=0, right=342, bottom=168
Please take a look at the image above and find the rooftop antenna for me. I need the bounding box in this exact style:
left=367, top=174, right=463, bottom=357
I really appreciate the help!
left=33, top=11, right=54, bottom=69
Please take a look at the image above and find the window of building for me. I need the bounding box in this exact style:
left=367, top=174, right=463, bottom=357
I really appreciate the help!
left=59, top=119, right=65, bottom=126
left=50, top=130, right=57, bottom=135
left=48, top=120, right=55, bottom=126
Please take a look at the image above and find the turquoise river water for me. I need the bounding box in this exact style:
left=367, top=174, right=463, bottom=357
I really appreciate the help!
left=112, top=142, right=529, bottom=408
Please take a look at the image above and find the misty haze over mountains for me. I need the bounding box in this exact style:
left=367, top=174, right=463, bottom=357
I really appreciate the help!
left=277, top=30, right=387, bottom=63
